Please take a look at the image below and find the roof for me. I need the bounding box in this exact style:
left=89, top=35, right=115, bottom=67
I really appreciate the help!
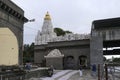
left=92, top=17, right=120, bottom=30
left=0, top=0, right=28, bottom=23
left=44, top=12, right=51, bottom=20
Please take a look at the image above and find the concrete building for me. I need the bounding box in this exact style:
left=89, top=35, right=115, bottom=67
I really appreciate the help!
left=0, top=0, right=28, bottom=65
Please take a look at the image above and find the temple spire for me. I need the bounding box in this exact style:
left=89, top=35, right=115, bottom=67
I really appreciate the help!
left=44, top=11, right=51, bottom=20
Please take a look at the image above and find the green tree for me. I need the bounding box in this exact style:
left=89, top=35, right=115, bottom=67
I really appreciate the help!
left=54, top=28, right=65, bottom=36
left=103, top=56, right=107, bottom=61
left=65, top=30, right=72, bottom=34
left=54, top=27, right=72, bottom=36
left=23, top=43, right=34, bottom=64
left=112, top=57, right=120, bottom=63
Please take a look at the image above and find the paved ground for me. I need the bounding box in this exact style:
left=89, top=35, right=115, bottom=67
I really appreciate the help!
left=28, top=67, right=120, bottom=80
left=69, top=70, right=97, bottom=80
left=29, top=70, right=98, bottom=80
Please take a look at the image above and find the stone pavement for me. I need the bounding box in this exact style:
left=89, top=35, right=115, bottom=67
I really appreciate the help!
left=26, top=69, right=120, bottom=80
left=29, top=70, right=98, bottom=80
left=69, top=70, right=97, bottom=80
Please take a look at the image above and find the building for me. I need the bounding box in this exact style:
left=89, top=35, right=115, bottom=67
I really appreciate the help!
left=35, top=12, right=90, bottom=69
left=35, top=12, right=120, bottom=69
left=0, top=0, right=28, bottom=65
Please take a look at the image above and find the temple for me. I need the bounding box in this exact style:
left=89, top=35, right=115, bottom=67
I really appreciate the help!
left=35, top=12, right=57, bottom=45
left=35, top=12, right=90, bottom=69
left=35, top=12, right=90, bottom=45
left=35, top=12, right=120, bottom=70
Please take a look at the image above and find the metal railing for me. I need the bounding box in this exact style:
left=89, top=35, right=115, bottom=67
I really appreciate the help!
left=98, top=63, right=120, bottom=80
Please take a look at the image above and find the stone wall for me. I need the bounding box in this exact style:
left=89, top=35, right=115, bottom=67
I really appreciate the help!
left=46, top=57, right=63, bottom=70
left=34, top=39, right=90, bottom=69
left=0, top=68, right=48, bottom=80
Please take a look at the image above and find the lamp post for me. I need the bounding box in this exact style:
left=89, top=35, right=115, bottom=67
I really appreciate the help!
left=25, top=19, right=35, bottom=23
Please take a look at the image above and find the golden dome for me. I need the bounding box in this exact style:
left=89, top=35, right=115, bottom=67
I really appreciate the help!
left=44, top=12, right=51, bottom=20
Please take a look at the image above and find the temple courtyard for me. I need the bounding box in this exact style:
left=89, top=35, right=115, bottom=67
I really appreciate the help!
left=29, top=70, right=98, bottom=80
left=28, top=69, right=120, bottom=80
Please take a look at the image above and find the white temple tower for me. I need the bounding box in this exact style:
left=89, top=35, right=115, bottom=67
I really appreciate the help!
left=35, top=12, right=90, bottom=45
left=35, top=12, right=57, bottom=45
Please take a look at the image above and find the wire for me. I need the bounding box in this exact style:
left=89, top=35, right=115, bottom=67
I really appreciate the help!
left=0, top=25, right=39, bottom=36
left=24, top=25, right=39, bottom=31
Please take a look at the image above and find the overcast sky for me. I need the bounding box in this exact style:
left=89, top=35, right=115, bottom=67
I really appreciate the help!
left=11, top=0, right=120, bottom=44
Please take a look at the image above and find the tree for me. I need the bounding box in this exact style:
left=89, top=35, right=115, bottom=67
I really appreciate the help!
left=65, top=30, right=72, bottom=34
left=23, top=43, right=34, bottom=64
left=112, top=57, right=120, bottom=63
left=103, top=56, right=107, bottom=61
left=54, top=27, right=72, bottom=36
left=54, top=28, right=65, bottom=36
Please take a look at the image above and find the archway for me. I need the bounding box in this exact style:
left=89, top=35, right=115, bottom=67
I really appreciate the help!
left=0, top=28, right=18, bottom=65
left=64, top=56, right=75, bottom=69
left=79, top=55, right=87, bottom=68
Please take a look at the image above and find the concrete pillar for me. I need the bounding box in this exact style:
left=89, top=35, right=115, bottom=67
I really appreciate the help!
left=90, top=36, right=104, bottom=77
left=90, top=36, right=103, bottom=65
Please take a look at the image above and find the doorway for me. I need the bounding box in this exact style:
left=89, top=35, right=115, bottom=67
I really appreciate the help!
left=79, top=55, right=87, bottom=68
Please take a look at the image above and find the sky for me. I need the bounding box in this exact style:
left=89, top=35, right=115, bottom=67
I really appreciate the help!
left=11, top=0, right=120, bottom=44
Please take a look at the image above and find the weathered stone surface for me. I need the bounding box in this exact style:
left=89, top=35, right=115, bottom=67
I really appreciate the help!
left=90, top=36, right=103, bottom=65
left=35, top=40, right=90, bottom=69
left=46, top=57, right=63, bottom=70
